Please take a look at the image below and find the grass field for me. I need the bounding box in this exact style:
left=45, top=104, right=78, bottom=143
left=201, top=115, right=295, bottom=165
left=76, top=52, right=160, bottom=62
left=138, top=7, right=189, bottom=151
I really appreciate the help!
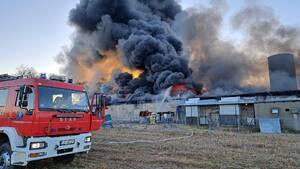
left=27, top=124, right=300, bottom=169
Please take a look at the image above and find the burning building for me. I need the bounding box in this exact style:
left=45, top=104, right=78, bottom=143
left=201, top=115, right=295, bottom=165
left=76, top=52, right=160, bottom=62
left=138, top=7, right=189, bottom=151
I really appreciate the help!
left=171, top=83, right=197, bottom=97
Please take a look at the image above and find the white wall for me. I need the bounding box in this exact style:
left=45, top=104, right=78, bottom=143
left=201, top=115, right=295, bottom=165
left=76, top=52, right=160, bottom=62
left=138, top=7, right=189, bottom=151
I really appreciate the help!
left=185, top=106, right=198, bottom=117
left=220, top=105, right=240, bottom=115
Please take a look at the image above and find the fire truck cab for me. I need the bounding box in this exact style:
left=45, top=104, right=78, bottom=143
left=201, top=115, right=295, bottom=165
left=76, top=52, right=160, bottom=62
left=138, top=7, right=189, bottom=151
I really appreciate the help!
left=0, top=77, right=105, bottom=168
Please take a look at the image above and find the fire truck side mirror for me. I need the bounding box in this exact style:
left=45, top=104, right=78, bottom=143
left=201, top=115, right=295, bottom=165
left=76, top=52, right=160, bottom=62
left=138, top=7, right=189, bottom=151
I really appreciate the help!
left=18, top=85, right=32, bottom=108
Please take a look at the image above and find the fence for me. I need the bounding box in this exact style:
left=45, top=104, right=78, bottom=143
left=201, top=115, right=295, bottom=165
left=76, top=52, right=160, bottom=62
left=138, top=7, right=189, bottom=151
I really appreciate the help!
left=176, top=108, right=300, bottom=133
left=175, top=110, right=260, bottom=132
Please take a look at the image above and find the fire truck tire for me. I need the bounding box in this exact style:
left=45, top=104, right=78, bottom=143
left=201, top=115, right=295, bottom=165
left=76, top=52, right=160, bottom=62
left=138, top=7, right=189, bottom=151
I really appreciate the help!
left=53, top=154, right=75, bottom=164
left=0, top=142, right=25, bottom=169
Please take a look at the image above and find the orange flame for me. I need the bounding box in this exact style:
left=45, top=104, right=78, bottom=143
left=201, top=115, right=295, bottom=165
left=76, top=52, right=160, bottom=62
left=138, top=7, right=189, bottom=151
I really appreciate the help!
left=76, top=50, right=143, bottom=84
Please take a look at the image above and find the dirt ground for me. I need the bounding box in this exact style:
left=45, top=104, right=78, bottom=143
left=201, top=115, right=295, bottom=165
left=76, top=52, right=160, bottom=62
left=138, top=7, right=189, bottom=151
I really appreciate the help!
left=27, top=124, right=300, bottom=169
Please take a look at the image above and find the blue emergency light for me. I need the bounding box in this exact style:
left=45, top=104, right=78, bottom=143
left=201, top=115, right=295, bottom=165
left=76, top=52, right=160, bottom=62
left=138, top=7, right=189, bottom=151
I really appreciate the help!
left=40, top=73, right=47, bottom=79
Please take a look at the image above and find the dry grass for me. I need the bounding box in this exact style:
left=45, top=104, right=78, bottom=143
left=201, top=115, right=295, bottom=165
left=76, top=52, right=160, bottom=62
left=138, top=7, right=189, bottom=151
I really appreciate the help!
left=27, top=124, right=300, bottom=169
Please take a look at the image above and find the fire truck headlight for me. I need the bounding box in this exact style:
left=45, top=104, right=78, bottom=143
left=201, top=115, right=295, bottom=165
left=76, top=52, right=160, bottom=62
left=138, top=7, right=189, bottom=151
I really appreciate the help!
left=30, top=142, right=47, bottom=150
left=84, top=136, right=91, bottom=143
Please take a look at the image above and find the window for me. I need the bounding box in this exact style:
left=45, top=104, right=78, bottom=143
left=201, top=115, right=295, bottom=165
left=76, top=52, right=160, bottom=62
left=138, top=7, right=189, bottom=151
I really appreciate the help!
left=38, top=86, right=89, bottom=112
left=271, top=108, right=279, bottom=114
left=16, top=87, right=35, bottom=110
left=185, top=106, right=192, bottom=117
left=290, top=108, right=298, bottom=114
left=185, top=106, right=198, bottom=117
left=0, top=89, right=8, bottom=107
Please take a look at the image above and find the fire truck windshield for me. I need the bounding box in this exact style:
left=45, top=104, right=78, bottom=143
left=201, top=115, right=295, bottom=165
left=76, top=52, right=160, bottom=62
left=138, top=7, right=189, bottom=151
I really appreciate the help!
left=38, top=86, right=89, bottom=112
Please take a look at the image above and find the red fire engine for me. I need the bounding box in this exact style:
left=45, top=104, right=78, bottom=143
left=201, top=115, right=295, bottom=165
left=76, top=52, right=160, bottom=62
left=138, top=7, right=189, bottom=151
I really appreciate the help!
left=0, top=75, right=105, bottom=168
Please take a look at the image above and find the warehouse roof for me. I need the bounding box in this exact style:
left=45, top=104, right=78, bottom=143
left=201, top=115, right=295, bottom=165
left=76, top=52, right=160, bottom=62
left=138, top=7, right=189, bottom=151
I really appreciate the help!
left=180, top=90, right=300, bottom=106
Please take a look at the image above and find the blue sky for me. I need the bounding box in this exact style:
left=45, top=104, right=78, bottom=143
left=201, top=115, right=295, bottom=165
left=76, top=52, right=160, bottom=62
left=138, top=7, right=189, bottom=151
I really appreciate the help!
left=0, top=0, right=299, bottom=75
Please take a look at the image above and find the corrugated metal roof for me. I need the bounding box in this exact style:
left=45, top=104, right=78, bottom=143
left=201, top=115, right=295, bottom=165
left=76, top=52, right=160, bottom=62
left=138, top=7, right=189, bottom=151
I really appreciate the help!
left=179, top=95, right=300, bottom=106
left=192, top=90, right=300, bottom=100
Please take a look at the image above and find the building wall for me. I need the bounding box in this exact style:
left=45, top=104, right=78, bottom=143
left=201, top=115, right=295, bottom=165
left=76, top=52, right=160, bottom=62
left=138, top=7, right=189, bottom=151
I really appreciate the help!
left=107, top=97, right=300, bottom=131
left=219, top=105, right=240, bottom=126
left=181, top=105, right=219, bottom=125
left=106, top=100, right=177, bottom=123
left=185, top=106, right=199, bottom=125
left=182, top=104, right=255, bottom=126
left=254, top=101, right=300, bottom=131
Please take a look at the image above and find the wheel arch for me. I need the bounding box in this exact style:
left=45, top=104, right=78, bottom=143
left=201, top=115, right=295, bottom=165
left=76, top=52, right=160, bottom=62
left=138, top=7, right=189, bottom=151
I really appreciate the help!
left=0, top=133, right=9, bottom=144
left=0, top=128, right=24, bottom=150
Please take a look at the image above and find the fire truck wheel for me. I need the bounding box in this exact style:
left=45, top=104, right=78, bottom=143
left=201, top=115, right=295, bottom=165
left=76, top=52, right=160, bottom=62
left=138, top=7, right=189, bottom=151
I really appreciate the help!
left=53, top=154, right=75, bottom=164
left=0, top=142, right=24, bottom=169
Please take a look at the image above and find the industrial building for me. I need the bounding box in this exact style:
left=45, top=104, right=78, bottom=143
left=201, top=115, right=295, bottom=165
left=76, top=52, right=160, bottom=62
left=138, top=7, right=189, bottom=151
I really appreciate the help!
left=106, top=90, right=300, bottom=131
left=106, top=53, right=300, bottom=132
left=177, top=90, right=300, bottom=131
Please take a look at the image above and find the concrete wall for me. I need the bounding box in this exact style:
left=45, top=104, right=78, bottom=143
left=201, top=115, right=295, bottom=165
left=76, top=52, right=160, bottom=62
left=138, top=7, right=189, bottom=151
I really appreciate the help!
left=255, top=101, right=300, bottom=131
left=106, top=100, right=177, bottom=123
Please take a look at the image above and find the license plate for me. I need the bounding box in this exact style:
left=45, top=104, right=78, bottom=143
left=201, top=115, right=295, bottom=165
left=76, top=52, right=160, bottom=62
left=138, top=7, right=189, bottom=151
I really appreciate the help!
left=60, top=139, right=75, bottom=146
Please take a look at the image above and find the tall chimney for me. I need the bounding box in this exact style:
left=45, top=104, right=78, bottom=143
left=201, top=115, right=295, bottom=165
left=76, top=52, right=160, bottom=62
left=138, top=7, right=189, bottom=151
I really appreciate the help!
left=268, top=53, right=297, bottom=91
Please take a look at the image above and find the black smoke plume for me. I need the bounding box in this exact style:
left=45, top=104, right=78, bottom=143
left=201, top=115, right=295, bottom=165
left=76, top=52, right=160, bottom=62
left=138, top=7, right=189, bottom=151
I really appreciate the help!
left=58, top=0, right=300, bottom=98
left=58, top=0, right=201, bottom=100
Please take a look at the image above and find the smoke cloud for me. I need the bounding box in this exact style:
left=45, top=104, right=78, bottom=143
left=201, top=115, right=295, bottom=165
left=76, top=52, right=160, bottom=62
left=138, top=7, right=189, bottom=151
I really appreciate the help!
left=231, top=5, right=300, bottom=68
left=57, top=0, right=201, bottom=101
left=57, top=0, right=300, bottom=99
left=173, top=2, right=260, bottom=95
left=172, top=1, right=300, bottom=95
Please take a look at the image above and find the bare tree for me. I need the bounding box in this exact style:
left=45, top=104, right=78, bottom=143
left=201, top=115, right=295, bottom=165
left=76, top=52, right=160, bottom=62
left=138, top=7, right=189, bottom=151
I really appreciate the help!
left=15, top=65, right=38, bottom=78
